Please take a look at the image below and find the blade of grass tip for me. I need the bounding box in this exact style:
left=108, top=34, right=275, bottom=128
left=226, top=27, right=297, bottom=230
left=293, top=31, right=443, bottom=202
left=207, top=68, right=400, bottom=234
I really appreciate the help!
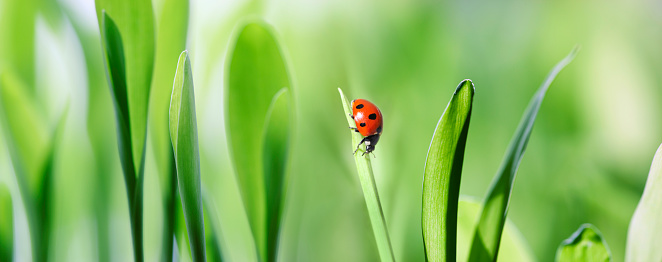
left=170, top=50, right=206, bottom=262
left=422, top=80, right=474, bottom=262
left=225, top=22, right=291, bottom=261
left=625, top=143, right=662, bottom=262
left=0, top=184, right=12, bottom=262
left=338, top=88, right=395, bottom=262
left=263, top=88, right=291, bottom=262
left=555, top=224, right=611, bottom=262
left=468, top=46, right=579, bottom=262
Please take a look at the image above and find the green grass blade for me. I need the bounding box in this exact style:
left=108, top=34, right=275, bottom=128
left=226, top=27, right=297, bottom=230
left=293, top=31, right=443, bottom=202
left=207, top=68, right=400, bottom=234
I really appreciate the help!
left=625, top=143, right=662, bottom=262
left=469, top=47, right=579, bottom=262
left=170, top=50, right=206, bottom=262
left=0, top=0, right=37, bottom=92
left=422, top=80, right=474, bottom=262
left=95, top=0, right=155, bottom=178
left=0, top=184, right=12, bottom=262
left=226, top=22, right=292, bottom=261
left=149, top=0, right=189, bottom=258
left=338, top=88, right=395, bottom=262
left=99, top=11, right=145, bottom=262
left=555, top=224, right=611, bottom=262
left=263, top=88, right=291, bottom=262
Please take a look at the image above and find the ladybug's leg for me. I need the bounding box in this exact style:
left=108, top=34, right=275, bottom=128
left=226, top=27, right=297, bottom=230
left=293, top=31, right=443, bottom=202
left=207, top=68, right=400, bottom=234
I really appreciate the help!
left=348, top=126, right=360, bottom=133
left=348, top=113, right=354, bottom=119
left=353, top=137, right=368, bottom=155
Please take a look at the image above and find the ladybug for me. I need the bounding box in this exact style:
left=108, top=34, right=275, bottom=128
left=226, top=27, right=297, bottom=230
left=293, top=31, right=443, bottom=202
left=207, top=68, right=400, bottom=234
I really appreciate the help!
left=349, top=99, right=383, bottom=156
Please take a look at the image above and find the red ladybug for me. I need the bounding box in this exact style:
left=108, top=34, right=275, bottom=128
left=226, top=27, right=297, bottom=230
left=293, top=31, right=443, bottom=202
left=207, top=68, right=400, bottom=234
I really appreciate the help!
left=349, top=99, right=383, bottom=155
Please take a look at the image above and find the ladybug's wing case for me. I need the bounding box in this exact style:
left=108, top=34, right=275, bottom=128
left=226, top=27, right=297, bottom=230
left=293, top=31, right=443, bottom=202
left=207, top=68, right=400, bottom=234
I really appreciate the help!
left=351, top=99, right=383, bottom=137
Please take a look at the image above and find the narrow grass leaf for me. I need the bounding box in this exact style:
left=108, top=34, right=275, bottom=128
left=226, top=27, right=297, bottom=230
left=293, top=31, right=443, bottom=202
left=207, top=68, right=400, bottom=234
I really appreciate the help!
left=338, top=88, right=395, bottom=262
left=149, top=1, right=189, bottom=258
left=422, top=79, right=474, bottom=262
left=170, top=50, right=206, bottom=262
left=263, top=88, right=291, bottom=262
left=0, top=184, right=12, bottom=262
left=456, top=197, right=535, bottom=262
left=626, top=143, right=662, bottom=262
left=468, top=47, right=579, bottom=262
left=100, top=11, right=145, bottom=262
left=226, top=22, right=291, bottom=261
left=556, top=224, right=611, bottom=262
left=95, top=0, right=155, bottom=177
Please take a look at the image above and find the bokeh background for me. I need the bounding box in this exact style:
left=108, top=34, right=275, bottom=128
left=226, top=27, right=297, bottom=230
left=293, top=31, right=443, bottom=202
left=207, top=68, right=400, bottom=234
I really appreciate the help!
left=1, top=0, right=661, bottom=261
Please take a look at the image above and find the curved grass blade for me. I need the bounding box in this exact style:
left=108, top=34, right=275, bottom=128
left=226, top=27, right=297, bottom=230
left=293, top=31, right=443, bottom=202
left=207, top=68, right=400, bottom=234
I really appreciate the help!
left=0, top=184, right=12, bottom=262
left=170, top=50, right=206, bottom=262
left=626, top=143, right=662, bottom=262
left=556, top=224, right=611, bottom=262
left=469, top=47, right=579, bottom=262
left=338, top=88, right=395, bottom=262
left=150, top=0, right=189, bottom=259
left=263, top=88, right=291, bottom=262
left=422, top=80, right=474, bottom=262
left=226, top=22, right=291, bottom=261
left=95, top=0, right=155, bottom=176
left=99, top=11, right=145, bottom=262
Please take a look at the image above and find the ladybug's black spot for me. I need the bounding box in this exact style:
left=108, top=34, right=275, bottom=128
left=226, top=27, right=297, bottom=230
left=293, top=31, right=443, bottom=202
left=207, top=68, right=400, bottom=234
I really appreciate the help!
left=356, top=104, right=364, bottom=109
left=376, top=125, right=382, bottom=134
left=368, top=113, right=377, bottom=120
left=360, top=122, right=366, bottom=127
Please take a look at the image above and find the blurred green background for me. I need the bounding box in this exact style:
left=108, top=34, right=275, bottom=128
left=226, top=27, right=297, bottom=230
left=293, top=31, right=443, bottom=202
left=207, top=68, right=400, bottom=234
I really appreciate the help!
left=1, top=0, right=661, bottom=261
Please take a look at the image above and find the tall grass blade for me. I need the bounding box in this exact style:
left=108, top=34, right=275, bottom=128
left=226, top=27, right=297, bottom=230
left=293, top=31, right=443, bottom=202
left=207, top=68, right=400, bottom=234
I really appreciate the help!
left=338, top=88, right=395, bottom=262
left=263, top=88, right=291, bottom=262
left=555, top=224, right=611, bottom=262
left=469, top=47, right=579, bottom=261
left=226, top=22, right=292, bottom=261
left=95, top=0, right=155, bottom=176
left=150, top=0, right=189, bottom=259
left=625, top=143, right=662, bottom=262
left=99, top=11, right=146, bottom=262
left=0, top=184, right=12, bottom=262
left=170, top=50, right=206, bottom=262
left=422, top=80, right=474, bottom=262
left=203, top=189, right=225, bottom=262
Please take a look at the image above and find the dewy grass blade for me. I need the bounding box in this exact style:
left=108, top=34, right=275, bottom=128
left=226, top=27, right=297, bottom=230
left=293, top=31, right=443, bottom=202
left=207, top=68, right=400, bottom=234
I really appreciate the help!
left=170, top=50, right=206, bottom=262
left=422, top=80, right=474, bottom=262
left=468, top=47, right=579, bottom=262
left=338, top=88, right=395, bottom=262
left=555, top=224, right=611, bottom=262
left=0, top=184, right=12, bottom=262
left=626, top=143, right=662, bottom=262
left=226, top=21, right=292, bottom=261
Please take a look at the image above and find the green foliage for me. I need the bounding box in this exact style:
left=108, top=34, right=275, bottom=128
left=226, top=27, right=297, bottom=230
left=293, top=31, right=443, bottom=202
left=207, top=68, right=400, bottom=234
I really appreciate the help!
left=95, top=0, right=155, bottom=177
left=338, top=88, right=395, bottom=262
left=98, top=9, right=153, bottom=261
left=203, top=189, right=225, bottom=262
left=468, top=47, right=579, bottom=262
left=0, top=0, right=37, bottom=91
left=421, top=79, right=474, bottom=262
left=226, top=21, right=292, bottom=261
left=556, top=224, right=611, bottom=262
left=0, top=184, right=12, bottom=262
left=0, top=70, right=66, bottom=262
left=150, top=0, right=189, bottom=258
left=456, top=198, right=535, bottom=262
left=626, top=143, right=662, bottom=262
left=169, top=50, right=206, bottom=261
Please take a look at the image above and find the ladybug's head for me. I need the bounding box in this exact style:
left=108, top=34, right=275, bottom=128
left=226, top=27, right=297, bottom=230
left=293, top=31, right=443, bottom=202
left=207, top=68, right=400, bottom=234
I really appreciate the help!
left=363, top=134, right=381, bottom=156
